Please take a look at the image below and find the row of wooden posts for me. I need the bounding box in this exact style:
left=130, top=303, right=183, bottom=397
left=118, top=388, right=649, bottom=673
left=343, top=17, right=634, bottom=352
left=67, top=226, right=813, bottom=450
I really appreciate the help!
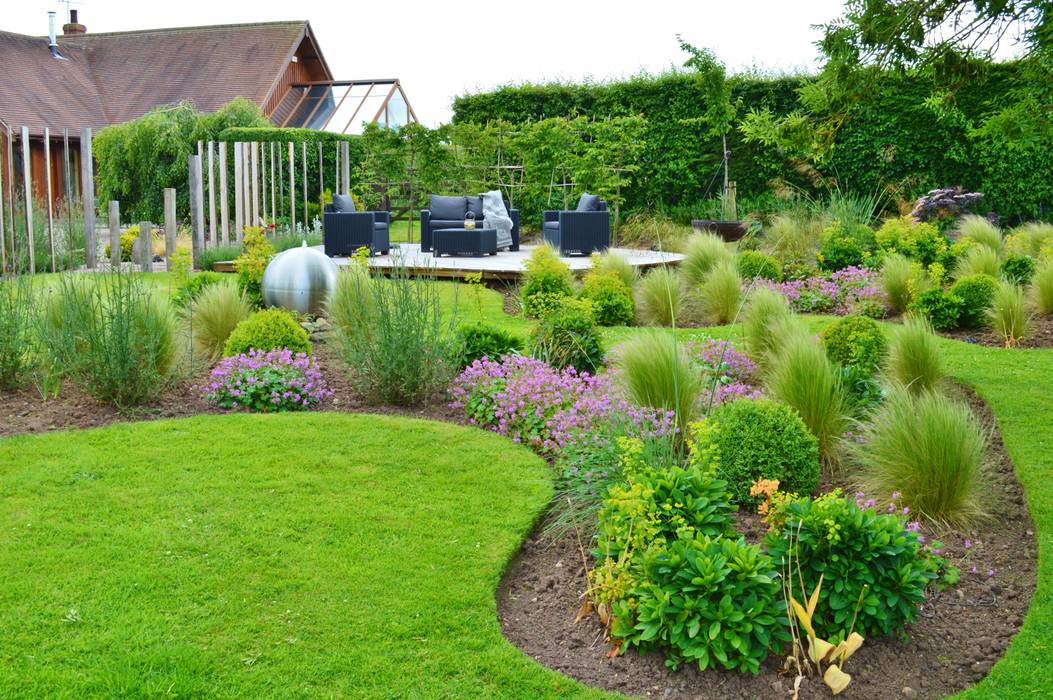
left=0, top=126, right=354, bottom=274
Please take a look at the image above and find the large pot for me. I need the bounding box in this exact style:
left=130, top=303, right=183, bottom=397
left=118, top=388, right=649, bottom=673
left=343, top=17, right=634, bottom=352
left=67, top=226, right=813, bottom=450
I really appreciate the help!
left=691, top=219, right=749, bottom=242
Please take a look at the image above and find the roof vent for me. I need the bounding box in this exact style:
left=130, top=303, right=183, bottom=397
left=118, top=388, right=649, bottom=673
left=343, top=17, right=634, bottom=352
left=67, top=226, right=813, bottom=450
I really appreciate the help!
left=62, top=9, right=87, bottom=35
left=47, top=11, right=67, bottom=60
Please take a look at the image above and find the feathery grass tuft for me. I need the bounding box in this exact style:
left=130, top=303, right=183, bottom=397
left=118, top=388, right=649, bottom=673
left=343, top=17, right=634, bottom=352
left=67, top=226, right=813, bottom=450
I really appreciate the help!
left=742, top=286, right=792, bottom=373
left=887, top=315, right=943, bottom=393
left=636, top=266, right=684, bottom=327
left=956, top=245, right=1000, bottom=278
left=988, top=281, right=1030, bottom=348
left=681, top=232, right=735, bottom=287
left=881, top=253, right=928, bottom=314
left=189, top=280, right=252, bottom=362
left=956, top=215, right=1002, bottom=253
left=1031, top=257, right=1053, bottom=314
left=698, top=260, right=743, bottom=325
left=618, top=329, right=703, bottom=430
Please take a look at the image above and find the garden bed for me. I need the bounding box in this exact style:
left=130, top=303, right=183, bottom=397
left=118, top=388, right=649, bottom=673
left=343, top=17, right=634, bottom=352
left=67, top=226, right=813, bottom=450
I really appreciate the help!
left=938, top=314, right=1053, bottom=350
left=497, top=385, right=1037, bottom=700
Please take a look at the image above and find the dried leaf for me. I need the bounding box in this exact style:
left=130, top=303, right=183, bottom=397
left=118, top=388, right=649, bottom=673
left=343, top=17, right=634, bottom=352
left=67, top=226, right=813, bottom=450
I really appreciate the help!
left=808, top=636, right=835, bottom=665
left=575, top=600, right=594, bottom=624
left=606, top=642, right=622, bottom=659
left=831, top=632, right=864, bottom=662
left=824, top=664, right=852, bottom=695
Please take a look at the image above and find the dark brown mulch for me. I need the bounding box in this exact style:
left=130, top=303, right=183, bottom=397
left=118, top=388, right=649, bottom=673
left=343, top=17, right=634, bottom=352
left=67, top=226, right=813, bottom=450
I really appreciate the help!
left=498, top=385, right=1037, bottom=700
left=939, top=313, right=1053, bottom=349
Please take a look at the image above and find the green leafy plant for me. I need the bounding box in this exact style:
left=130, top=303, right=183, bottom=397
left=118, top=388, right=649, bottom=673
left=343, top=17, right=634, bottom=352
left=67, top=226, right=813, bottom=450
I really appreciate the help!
left=1006, top=222, right=1053, bottom=258
left=0, top=276, right=36, bottom=389
left=579, top=272, right=635, bottom=326
left=197, top=243, right=244, bottom=273
left=233, top=227, right=276, bottom=308
left=820, top=315, right=887, bottom=377
left=698, top=260, right=742, bottom=325
left=1032, top=257, right=1053, bottom=314
left=690, top=398, right=820, bottom=506
left=1000, top=254, right=1036, bottom=285
left=887, top=315, right=944, bottom=393
left=636, top=266, right=685, bottom=327
left=189, top=280, right=252, bottom=362
left=988, top=281, right=1030, bottom=348
left=531, top=298, right=603, bottom=373
left=880, top=253, right=928, bottom=314
left=592, top=251, right=638, bottom=289
left=817, top=220, right=878, bottom=271
left=454, top=322, right=524, bottom=368
left=618, top=330, right=703, bottom=432
left=908, top=288, right=962, bottom=331
left=102, top=226, right=140, bottom=263
left=681, top=232, right=734, bottom=287
left=874, top=217, right=948, bottom=267
left=172, top=271, right=226, bottom=308
left=223, top=308, right=311, bottom=357
left=949, top=274, right=999, bottom=329
left=737, top=250, right=781, bottom=280
left=742, top=287, right=793, bottom=373
left=521, top=244, right=574, bottom=319
left=764, top=215, right=821, bottom=267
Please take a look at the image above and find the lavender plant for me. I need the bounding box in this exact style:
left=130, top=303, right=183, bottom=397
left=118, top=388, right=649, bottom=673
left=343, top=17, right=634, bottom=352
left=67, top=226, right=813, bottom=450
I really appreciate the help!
left=205, top=348, right=331, bottom=412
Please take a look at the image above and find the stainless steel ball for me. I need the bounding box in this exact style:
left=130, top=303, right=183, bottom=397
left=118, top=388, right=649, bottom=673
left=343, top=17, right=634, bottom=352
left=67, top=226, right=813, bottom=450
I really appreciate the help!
left=261, top=242, right=339, bottom=315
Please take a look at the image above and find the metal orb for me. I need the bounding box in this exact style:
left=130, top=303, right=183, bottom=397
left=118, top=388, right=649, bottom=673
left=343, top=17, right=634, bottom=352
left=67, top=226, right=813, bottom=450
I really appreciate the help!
left=261, top=242, right=339, bottom=315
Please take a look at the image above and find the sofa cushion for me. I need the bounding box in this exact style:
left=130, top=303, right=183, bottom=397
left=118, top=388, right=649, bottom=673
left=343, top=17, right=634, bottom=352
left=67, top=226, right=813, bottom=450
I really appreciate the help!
left=575, top=192, right=601, bottom=212
left=374, top=222, right=389, bottom=231
left=543, top=220, right=561, bottom=231
left=429, top=219, right=469, bottom=230
left=332, top=193, right=357, bottom=213
left=466, top=195, right=485, bottom=220
left=430, top=195, right=467, bottom=221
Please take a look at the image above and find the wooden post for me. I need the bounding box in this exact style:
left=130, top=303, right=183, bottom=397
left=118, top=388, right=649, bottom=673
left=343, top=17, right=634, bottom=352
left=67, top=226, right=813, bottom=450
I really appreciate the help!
left=6, top=126, right=16, bottom=268
left=301, top=141, right=307, bottom=230
left=20, top=126, right=34, bottom=273
left=138, top=219, right=152, bottom=272
left=108, top=200, right=121, bottom=268
left=0, top=132, right=5, bottom=273
left=80, top=128, right=96, bottom=268
left=207, top=141, right=217, bottom=247
left=288, top=142, right=296, bottom=229
left=318, top=142, right=324, bottom=214
left=189, top=154, right=204, bottom=268
left=62, top=128, right=72, bottom=264
left=243, top=143, right=252, bottom=228
left=233, top=142, right=243, bottom=241
left=260, top=142, right=267, bottom=226
left=250, top=142, right=259, bottom=227
left=164, top=188, right=177, bottom=270
left=43, top=128, right=56, bottom=272
left=270, top=142, right=276, bottom=228
left=278, top=141, right=284, bottom=223
left=342, top=141, right=351, bottom=196
left=219, top=142, right=229, bottom=244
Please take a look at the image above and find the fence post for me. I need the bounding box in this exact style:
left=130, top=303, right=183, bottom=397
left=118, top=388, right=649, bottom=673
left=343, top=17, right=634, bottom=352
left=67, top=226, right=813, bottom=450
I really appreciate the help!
left=108, top=200, right=121, bottom=268
left=250, top=142, right=259, bottom=227
left=219, top=142, right=229, bottom=244
left=233, top=142, right=243, bottom=241
left=43, top=128, right=56, bottom=272
left=6, top=126, right=16, bottom=268
left=20, top=126, right=34, bottom=274
left=207, top=140, right=217, bottom=247
left=288, top=142, right=296, bottom=228
left=301, top=142, right=307, bottom=230
left=138, top=219, right=152, bottom=272
left=342, top=141, right=351, bottom=196
left=0, top=130, right=5, bottom=272
left=80, top=128, right=96, bottom=269
left=189, top=154, right=204, bottom=269
left=164, top=188, right=177, bottom=270
left=270, top=142, right=276, bottom=228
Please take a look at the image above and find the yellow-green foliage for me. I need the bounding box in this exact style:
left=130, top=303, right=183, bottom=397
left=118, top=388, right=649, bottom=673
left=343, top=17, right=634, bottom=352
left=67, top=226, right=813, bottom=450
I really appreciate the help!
left=887, top=315, right=943, bottom=394
left=617, top=213, right=694, bottom=249
left=1032, top=257, right=1053, bottom=314
left=764, top=214, right=821, bottom=265
left=955, top=245, right=1000, bottom=279
left=988, top=281, right=1029, bottom=348
left=591, top=251, right=637, bottom=289
left=190, top=280, right=252, bottom=362
left=521, top=244, right=574, bottom=318
left=681, top=232, right=734, bottom=287
left=636, top=266, right=684, bottom=327
left=103, top=225, right=140, bottom=262
left=698, top=260, right=742, bottom=325
left=233, top=227, right=275, bottom=307
left=742, top=286, right=792, bottom=373
left=881, top=253, right=928, bottom=314
left=617, top=330, right=703, bottom=431
left=1005, top=222, right=1053, bottom=258
left=223, top=308, right=311, bottom=357
left=956, top=214, right=1003, bottom=253
left=874, top=216, right=947, bottom=266
left=327, top=266, right=375, bottom=339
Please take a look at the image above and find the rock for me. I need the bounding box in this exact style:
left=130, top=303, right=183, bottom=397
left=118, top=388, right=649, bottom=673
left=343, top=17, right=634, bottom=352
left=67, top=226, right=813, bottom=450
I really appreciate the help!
left=902, top=687, right=917, bottom=698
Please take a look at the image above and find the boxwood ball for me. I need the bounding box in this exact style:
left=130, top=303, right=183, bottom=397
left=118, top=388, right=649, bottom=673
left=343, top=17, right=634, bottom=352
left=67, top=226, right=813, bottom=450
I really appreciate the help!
left=261, top=242, right=339, bottom=315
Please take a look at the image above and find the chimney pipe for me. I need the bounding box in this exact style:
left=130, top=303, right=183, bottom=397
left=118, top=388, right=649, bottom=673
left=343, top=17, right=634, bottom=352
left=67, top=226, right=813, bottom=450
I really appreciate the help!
left=47, top=11, right=67, bottom=59
left=63, top=9, right=87, bottom=35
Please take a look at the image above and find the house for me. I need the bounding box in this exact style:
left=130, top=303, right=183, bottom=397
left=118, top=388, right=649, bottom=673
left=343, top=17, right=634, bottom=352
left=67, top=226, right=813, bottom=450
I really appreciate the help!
left=0, top=11, right=415, bottom=203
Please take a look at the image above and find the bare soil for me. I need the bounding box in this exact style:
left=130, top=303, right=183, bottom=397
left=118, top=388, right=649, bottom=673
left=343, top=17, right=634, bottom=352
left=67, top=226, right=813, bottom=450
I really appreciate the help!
left=498, top=385, right=1037, bottom=700
left=939, top=313, right=1053, bottom=349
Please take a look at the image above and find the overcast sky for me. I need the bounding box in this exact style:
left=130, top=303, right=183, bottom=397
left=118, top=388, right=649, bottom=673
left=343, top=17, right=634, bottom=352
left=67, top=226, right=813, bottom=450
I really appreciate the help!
left=6, top=0, right=850, bottom=125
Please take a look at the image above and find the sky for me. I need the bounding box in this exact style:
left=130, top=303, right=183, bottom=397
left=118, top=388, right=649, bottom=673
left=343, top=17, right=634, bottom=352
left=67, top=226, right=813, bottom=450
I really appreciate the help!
left=4, top=0, right=851, bottom=125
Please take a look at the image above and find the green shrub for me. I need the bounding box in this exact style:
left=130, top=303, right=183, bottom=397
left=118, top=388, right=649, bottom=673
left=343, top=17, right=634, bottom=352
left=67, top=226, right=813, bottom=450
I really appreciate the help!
left=817, top=220, right=877, bottom=271
left=454, top=322, right=524, bottom=368
left=1000, top=254, right=1036, bottom=285
left=955, top=245, right=1000, bottom=279
left=888, top=315, right=944, bottom=393
left=173, top=271, right=225, bottom=307
left=742, top=287, right=792, bottom=373
left=949, top=273, right=999, bottom=329
left=681, top=232, right=734, bottom=287
left=223, top=308, right=311, bottom=357
left=592, top=251, right=637, bottom=289
left=1033, top=257, right=1053, bottom=314
left=956, top=214, right=1002, bottom=253
left=233, top=227, right=275, bottom=308
left=579, top=272, right=634, bottom=326
left=736, top=250, right=781, bottom=280
left=858, top=387, right=988, bottom=524
left=692, top=398, right=820, bottom=506
left=988, top=281, right=1030, bottom=347
left=103, top=226, right=140, bottom=263
left=820, top=315, right=887, bottom=376
left=698, top=260, right=742, bottom=325
left=1006, top=221, right=1053, bottom=258
left=531, top=298, right=603, bottom=373
left=764, top=490, right=939, bottom=641
left=636, top=266, right=684, bottom=326
left=881, top=253, right=928, bottom=314
left=0, top=276, right=36, bottom=389
left=189, top=280, right=252, bottom=362
left=618, top=330, right=703, bottom=431
left=610, top=535, right=788, bottom=674
left=521, top=244, right=574, bottom=318
left=875, top=216, right=948, bottom=266
left=908, top=288, right=962, bottom=331
left=765, top=331, right=849, bottom=465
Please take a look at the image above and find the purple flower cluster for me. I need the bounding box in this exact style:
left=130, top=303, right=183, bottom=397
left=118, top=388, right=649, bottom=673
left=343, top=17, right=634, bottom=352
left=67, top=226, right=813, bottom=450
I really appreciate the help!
left=449, top=354, right=675, bottom=453
left=205, top=348, right=332, bottom=412
left=754, top=266, right=886, bottom=317
left=685, top=338, right=763, bottom=407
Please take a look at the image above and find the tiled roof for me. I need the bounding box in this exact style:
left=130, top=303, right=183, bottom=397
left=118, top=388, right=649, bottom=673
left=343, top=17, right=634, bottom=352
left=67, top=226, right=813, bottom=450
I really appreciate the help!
left=0, top=21, right=314, bottom=135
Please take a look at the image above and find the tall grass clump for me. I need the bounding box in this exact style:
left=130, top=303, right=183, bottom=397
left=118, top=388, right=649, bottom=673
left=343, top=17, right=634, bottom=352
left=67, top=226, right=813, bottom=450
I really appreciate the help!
left=681, top=232, right=734, bottom=287
left=636, top=266, right=684, bottom=327
left=1006, top=221, right=1053, bottom=257
left=742, top=286, right=792, bottom=372
left=617, top=212, right=693, bottom=250
left=197, top=243, right=245, bottom=273
left=764, top=214, right=820, bottom=265
left=858, top=387, right=988, bottom=525
left=38, top=272, right=177, bottom=408
left=0, top=276, right=36, bottom=389
left=956, top=215, right=1002, bottom=253
left=188, top=280, right=252, bottom=362
left=955, top=245, right=1000, bottom=278
left=592, top=251, right=637, bottom=290
left=618, top=329, right=703, bottom=430
left=882, top=253, right=927, bottom=314
left=765, top=331, right=849, bottom=465
left=330, top=260, right=455, bottom=405
left=816, top=188, right=882, bottom=228
left=1031, top=257, right=1053, bottom=314
left=698, top=260, right=742, bottom=325
left=988, top=281, right=1029, bottom=348
left=887, top=315, right=943, bottom=393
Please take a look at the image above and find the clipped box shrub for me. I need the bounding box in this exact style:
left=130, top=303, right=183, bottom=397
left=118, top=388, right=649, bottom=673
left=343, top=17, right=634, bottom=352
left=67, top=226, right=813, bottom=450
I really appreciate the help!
left=949, top=273, right=998, bottom=328
left=223, top=308, right=311, bottom=357
left=578, top=272, right=634, bottom=326
left=817, top=221, right=878, bottom=271
left=875, top=216, right=949, bottom=267
left=691, top=398, right=820, bottom=506
left=454, top=322, right=524, bottom=368
left=908, top=288, right=962, bottom=331
left=820, top=315, right=887, bottom=376
left=521, top=245, right=574, bottom=318
left=1000, top=254, right=1036, bottom=285
left=531, top=298, right=603, bottom=373
left=737, top=250, right=781, bottom=281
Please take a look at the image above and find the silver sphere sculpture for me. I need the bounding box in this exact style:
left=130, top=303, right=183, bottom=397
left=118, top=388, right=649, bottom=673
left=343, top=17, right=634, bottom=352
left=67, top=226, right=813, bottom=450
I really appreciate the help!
left=261, top=242, right=339, bottom=315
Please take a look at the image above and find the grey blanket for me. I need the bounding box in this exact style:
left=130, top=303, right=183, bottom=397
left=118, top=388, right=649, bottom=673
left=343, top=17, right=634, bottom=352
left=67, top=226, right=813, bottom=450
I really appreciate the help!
left=481, top=190, right=513, bottom=249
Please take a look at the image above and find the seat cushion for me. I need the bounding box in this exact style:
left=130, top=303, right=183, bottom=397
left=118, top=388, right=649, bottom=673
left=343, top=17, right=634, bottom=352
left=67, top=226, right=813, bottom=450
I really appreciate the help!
left=430, top=195, right=467, bottom=221
left=429, top=219, right=469, bottom=230
left=332, top=193, right=357, bottom=213
left=577, top=191, right=602, bottom=210
left=374, top=222, right=389, bottom=231
left=543, top=220, right=561, bottom=231
left=466, top=195, right=485, bottom=220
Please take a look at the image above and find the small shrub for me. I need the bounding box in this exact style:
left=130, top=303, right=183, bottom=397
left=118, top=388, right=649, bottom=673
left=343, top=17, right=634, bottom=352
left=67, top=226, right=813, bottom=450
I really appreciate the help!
left=691, top=398, right=820, bottom=506
left=103, top=225, right=140, bottom=262
left=454, top=322, right=524, bottom=368
left=881, top=253, right=928, bottom=314
left=0, top=276, right=36, bottom=389
left=618, top=330, right=703, bottom=430
left=681, top=232, right=734, bottom=287
left=875, top=216, right=948, bottom=267
left=742, top=287, right=792, bottom=372
left=205, top=348, right=331, bottom=412
left=888, top=315, right=944, bottom=393
left=592, top=251, right=637, bottom=289
left=531, top=298, right=603, bottom=373
left=233, top=227, right=275, bottom=308
left=1000, top=254, right=1036, bottom=285
left=820, top=315, right=887, bottom=376
left=817, top=220, right=877, bottom=271
left=908, top=288, right=962, bottom=331
left=327, top=265, right=375, bottom=338
left=189, top=280, right=252, bottom=362
left=223, top=308, right=311, bottom=357
left=636, top=266, right=684, bottom=327
left=698, top=260, right=742, bottom=325
left=765, top=490, right=939, bottom=641
left=1005, top=221, right=1053, bottom=257
left=1032, top=257, right=1053, bottom=314
left=988, top=281, right=1029, bottom=348
left=521, top=244, right=574, bottom=318
left=956, top=214, right=1002, bottom=253
left=579, top=272, right=635, bottom=326
left=858, top=387, right=988, bottom=524
left=172, top=271, right=225, bottom=307
left=737, top=250, right=781, bottom=280
left=955, top=245, right=1000, bottom=279
left=949, top=273, right=999, bottom=329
